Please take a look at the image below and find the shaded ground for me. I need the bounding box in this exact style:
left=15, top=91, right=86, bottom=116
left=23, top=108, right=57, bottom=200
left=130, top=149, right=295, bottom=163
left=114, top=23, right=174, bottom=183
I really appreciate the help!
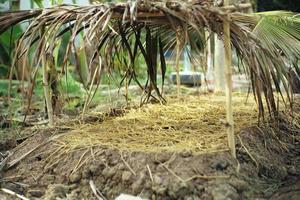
left=0, top=95, right=300, bottom=200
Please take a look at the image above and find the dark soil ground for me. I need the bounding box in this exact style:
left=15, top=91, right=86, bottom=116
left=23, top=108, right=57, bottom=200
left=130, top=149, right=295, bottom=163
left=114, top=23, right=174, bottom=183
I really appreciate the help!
left=0, top=100, right=300, bottom=200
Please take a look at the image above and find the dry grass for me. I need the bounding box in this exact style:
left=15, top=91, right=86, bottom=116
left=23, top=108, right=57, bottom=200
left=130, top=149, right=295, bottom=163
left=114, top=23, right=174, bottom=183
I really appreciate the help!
left=56, top=93, right=258, bottom=154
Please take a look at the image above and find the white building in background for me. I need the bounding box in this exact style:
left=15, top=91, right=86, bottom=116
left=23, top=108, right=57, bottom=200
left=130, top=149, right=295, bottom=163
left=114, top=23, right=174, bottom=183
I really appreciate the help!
left=0, top=1, right=10, bottom=11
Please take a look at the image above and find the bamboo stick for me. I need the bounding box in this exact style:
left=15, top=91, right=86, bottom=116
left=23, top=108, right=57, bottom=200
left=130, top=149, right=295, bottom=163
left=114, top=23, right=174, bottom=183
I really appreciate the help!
left=41, top=28, right=54, bottom=126
left=125, top=74, right=129, bottom=102
left=42, top=55, right=54, bottom=126
left=205, top=31, right=214, bottom=92
left=175, top=28, right=182, bottom=98
left=223, top=14, right=236, bottom=158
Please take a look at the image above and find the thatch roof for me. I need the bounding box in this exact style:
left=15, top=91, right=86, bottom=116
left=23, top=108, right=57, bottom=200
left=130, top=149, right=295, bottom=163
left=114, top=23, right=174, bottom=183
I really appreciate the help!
left=1, top=0, right=300, bottom=117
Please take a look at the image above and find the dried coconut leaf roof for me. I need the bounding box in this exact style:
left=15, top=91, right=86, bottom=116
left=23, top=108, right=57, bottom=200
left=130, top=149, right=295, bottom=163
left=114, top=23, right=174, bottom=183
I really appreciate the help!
left=56, top=94, right=258, bottom=153
left=1, top=0, right=300, bottom=117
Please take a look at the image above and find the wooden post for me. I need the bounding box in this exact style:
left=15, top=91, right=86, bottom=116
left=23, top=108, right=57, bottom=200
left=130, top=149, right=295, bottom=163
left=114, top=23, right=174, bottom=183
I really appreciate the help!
left=175, top=28, right=182, bottom=98
left=205, top=31, right=214, bottom=91
left=42, top=54, right=54, bottom=126
left=224, top=0, right=236, bottom=158
left=41, top=28, right=54, bottom=126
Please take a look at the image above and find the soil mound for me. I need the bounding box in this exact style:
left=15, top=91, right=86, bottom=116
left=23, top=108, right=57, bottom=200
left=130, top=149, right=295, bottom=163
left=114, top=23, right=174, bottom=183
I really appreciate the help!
left=0, top=94, right=299, bottom=200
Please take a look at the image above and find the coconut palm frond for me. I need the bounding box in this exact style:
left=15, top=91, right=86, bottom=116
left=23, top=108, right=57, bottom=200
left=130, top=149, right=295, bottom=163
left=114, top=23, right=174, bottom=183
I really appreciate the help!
left=2, top=1, right=300, bottom=117
left=234, top=11, right=300, bottom=60
left=0, top=9, right=42, bottom=34
left=8, top=2, right=211, bottom=104
left=231, top=11, right=300, bottom=114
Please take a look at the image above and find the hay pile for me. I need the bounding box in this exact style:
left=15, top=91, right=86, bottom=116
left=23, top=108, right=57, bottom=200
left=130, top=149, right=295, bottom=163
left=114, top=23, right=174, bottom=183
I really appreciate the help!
left=58, top=93, right=258, bottom=154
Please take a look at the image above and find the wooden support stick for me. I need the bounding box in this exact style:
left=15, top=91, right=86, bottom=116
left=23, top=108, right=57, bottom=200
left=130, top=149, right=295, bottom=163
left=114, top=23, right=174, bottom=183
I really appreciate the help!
left=42, top=54, right=54, bottom=126
left=41, top=28, right=54, bottom=126
left=205, top=31, right=214, bottom=92
left=175, top=29, right=182, bottom=98
left=223, top=15, right=236, bottom=158
left=224, top=0, right=236, bottom=159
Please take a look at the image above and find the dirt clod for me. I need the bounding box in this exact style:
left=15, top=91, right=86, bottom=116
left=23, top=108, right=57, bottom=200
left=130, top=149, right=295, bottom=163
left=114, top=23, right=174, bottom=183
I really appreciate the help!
left=27, top=189, right=44, bottom=198
left=210, top=183, right=240, bottom=200
left=0, top=139, right=17, bottom=151
left=102, top=167, right=116, bottom=179
left=213, top=159, right=229, bottom=171
left=43, top=175, right=56, bottom=184
left=43, top=184, right=70, bottom=200
left=121, top=171, right=132, bottom=182
left=89, top=164, right=101, bottom=175
left=81, top=168, right=91, bottom=179
left=131, top=172, right=146, bottom=193
left=287, top=166, right=299, bottom=176
left=228, top=178, right=249, bottom=192
left=180, top=150, right=193, bottom=158
left=69, top=172, right=81, bottom=183
left=153, top=174, right=163, bottom=185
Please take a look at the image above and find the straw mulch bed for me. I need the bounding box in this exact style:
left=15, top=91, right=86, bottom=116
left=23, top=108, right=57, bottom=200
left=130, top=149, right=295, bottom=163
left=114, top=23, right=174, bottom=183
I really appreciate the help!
left=2, top=94, right=300, bottom=200
left=57, top=93, right=258, bottom=154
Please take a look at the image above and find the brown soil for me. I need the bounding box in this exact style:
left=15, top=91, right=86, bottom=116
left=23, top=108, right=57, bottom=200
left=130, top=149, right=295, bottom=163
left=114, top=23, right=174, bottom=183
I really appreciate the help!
left=0, top=101, right=300, bottom=199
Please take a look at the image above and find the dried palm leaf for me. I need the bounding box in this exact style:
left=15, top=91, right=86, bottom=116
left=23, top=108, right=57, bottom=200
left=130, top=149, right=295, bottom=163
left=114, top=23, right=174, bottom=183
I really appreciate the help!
left=1, top=1, right=300, bottom=118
